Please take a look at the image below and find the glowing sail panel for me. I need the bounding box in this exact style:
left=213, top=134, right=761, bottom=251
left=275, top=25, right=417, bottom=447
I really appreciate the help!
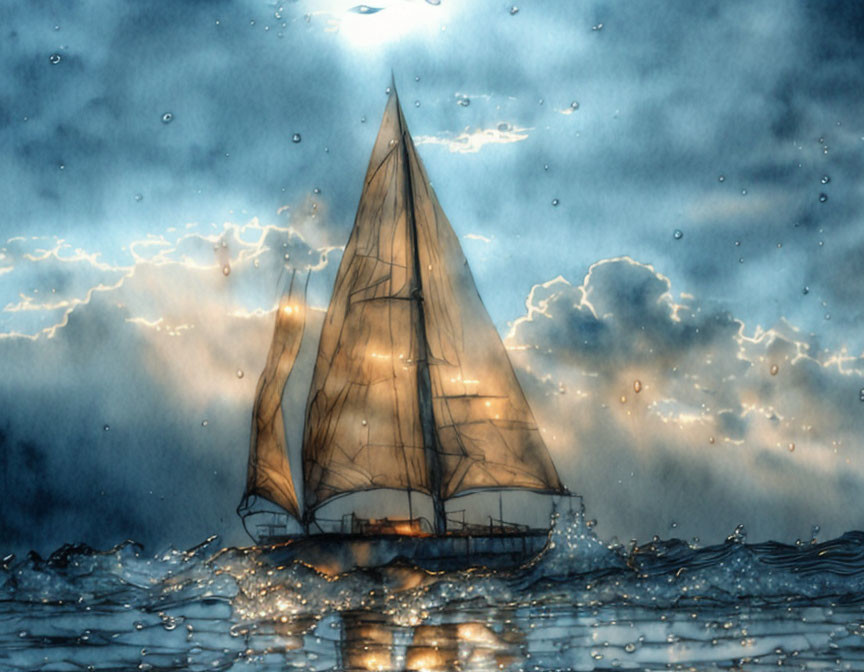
left=244, top=272, right=307, bottom=519
left=403, top=127, right=565, bottom=499
left=302, top=93, right=429, bottom=512
left=302, top=89, right=564, bottom=516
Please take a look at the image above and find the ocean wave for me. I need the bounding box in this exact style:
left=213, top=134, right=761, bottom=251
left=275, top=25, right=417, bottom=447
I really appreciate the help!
left=3, top=513, right=864, bottom=670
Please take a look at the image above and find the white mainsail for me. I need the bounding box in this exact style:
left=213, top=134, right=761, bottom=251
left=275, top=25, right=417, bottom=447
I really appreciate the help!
left=302, top=91, right=429, bottom=511
left=301, top=88, right=565, bottom=525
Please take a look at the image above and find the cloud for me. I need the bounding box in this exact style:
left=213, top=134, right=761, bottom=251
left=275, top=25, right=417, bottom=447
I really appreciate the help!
left=507, top=257, right=864, bottom=544
left=0, top=203, right=338, bottom=555
left=2, top=0, right=864, bottom=556
left=414, top=124, right=531, bottom=154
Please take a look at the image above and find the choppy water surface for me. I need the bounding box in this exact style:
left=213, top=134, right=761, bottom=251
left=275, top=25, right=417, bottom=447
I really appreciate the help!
left=4, top=511, right=864, bottom=671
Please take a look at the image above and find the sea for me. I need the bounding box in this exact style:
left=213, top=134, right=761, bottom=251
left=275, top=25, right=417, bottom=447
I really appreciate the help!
left=3, top=510, right=864, bottom=671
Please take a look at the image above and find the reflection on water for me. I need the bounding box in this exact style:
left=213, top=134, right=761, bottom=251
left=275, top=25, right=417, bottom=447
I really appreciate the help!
left=4, top=511, right=864, bottom=670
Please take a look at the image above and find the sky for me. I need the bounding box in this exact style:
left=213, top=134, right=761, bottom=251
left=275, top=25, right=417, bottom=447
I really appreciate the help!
left=1, top=0, right=864, bottom=556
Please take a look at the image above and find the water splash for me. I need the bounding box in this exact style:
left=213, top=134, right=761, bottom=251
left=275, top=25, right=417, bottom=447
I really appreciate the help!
left=5, top=519, right=864, bottom=670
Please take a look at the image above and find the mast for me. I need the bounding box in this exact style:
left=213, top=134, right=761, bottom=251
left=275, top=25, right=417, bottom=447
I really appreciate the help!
left=395, top=87, right=447, bottom=535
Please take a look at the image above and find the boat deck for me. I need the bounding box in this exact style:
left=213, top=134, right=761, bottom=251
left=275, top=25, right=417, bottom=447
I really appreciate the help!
left=257, top=530, right=550, bottom=573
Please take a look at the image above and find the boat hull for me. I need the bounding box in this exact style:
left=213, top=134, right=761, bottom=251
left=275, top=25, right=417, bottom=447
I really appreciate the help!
left=257, top=531, right=550, bottom=574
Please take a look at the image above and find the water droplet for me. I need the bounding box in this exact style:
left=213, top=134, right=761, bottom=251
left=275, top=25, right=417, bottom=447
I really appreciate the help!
left=385, top=86, right=391, bottom=95
left=102, top=424, right=110, bottom=433
left=283, top=253, right=290, bottom=261
left=361, top=419, right=367, bottom=426
left=222, top=264, right=231, bottom=276
left=802, top=286, right=809, bottom=295
left=734, top=240, right=741, bottom=247
left=497, top=122, right=511, bottom=132
left=592, top=23, right=604, bottom=31
left=292, top=133, right=301, bottom=143
left=718, top=175, right=725, bottom=182
left=414, top=100, right=421, bottom=107
left=728, top=523, right=747, bottom=543
left=858, top=387, right=864, bottom=402
left=819, top=192, right=828, bottom=203
left=49, top=53, right=61, bottom=64
left=457, top=96, right=470, bottom=107
left=821, top=175, right=831, bottom=184
left=770, top=364, right=779, bottom=376
left=58, top=163, right=65, bottom=171
left=633, top=380, right=642, bottom=393
left=708, top=436, right=715, bottom=444
left=670, top=521, right=678, bottom=529
left=741, top=188, right=747, bottom=196
left=415, top=75, right=421, bottom=81
left=824, top=313, right=831, bottom=320
left=619, top=395, right=627, bottom=404
left=738, top=257, right=744, bottom=264
left=624, top=642, right=637, bottom=653
left=134, top=193, right=143, bottom=202
left=509, top=5, right=519, bottom=15
left=788, top=442, right=795, bottom=452
left=161, top=112, right=173, bottom=124
left=360, top=115, right=367, bottom=123
left=543, top=163, right=549, bottom=171
left=673, top=229, right=683, bottom=240
left=313, top=187, right=321, bottom=194
left=236, top=369, right=244, bottom=379
left=551, top=198, right=560, bottom=206
left=201, top=420, right=208, bottom=427
left=570, top=101, right=580, bottom=110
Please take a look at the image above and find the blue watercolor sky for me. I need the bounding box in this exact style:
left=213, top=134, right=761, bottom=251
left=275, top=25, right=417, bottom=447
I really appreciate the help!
left=2, top=0, right=863, bottom=555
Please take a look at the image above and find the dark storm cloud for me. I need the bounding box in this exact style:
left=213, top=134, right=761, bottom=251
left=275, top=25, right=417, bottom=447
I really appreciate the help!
left=0, top=218, right=332, bottom=555
left=508, top=258, right=864, bottom=543
left=509, top=258, right=744, bottom=376
left=0, top=0, right=364, bottom=245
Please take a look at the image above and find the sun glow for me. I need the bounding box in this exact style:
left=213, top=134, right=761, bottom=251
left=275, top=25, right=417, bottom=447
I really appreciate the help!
left=321, top=0, right=451, bottom=48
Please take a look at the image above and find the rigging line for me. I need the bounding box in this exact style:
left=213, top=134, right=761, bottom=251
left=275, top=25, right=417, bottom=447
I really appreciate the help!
left=363, top=140, right=400, bottom=191
left=396, top=90, right=446, bottom=534
left=385, top=184, right=416, bottom=499
left=412, top=208, right=472, bottom=481
left=405, top=142, right=473, bottom=501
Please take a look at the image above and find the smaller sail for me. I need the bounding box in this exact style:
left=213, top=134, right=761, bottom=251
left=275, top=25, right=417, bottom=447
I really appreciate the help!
left=242, top=270, right=307, bottom=519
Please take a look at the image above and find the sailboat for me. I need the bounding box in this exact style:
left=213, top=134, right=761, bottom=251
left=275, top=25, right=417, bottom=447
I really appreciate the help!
left=238, top=82, right=574, bottom=571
